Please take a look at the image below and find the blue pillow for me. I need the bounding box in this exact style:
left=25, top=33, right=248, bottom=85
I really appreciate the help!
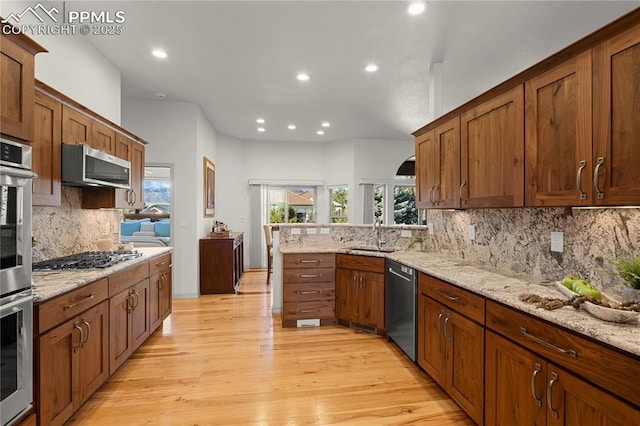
left=121, top=221, right=141, bottom=236
left=154, top=221, right=170, bottom=237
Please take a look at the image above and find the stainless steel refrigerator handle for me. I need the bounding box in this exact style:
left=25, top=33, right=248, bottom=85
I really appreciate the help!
left=387, top=268, right=411, bottom=282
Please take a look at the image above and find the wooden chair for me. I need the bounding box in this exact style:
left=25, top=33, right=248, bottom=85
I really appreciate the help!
left=263, top=224, right=273, bottom=285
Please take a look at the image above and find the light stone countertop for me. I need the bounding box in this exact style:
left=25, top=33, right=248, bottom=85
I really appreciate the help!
left=31, top=247, right=173, bottom=302
left=280, top=245, right=640, bottom=358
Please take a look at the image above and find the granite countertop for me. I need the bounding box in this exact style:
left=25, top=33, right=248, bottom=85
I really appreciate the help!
left=31, top=247, right=173, bottom=303
left=280, top=245, right=640, bottom=358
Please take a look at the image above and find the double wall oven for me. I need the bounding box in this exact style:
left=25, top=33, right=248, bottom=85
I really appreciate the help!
left=1, top=139, right=36, bottom=426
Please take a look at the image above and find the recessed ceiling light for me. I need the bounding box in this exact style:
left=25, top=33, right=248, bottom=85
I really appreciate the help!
left=364, top=63, right=379, bottom=73
left=287, top=124, right=296, bottom=130
left=406, top=1, right=427, bottom=16
left=257, top=127, right=266, bottom=132
left=321, top=122, right=331, bottom=128
left=316, top=130, right=325, bottom=135
left=296, top=72, right=310, bottom=82
left=152, top=49, right=167, bottom=59
left=256, top=118, right=265, bottom=124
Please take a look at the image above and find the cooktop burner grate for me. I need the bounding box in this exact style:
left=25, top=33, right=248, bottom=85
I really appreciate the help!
left=33, top=251, right=142, bottom=271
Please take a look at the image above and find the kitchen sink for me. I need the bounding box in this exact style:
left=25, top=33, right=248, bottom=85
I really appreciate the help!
left=348, top=246, right=396, bottom=253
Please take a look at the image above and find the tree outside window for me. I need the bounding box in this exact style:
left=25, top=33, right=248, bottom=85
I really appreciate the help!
left=394, top=186, right=417, bottom=224
left=374, top=185, right=384, bottom=222
left=269, top=187, right=316, bottom=223
left=329, top=186, right=348, bottom=223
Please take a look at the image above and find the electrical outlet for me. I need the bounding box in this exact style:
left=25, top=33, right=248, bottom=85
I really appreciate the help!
left=428, top=222, right=434, bottom=235
left=320, top=228, right=330, bottom=235
left=307, top=228, right=317, bottom=235
left=468, top=224, right=476, bottom=241
left=401, top=230, right=412, bottom=238
left=551, top=231, right=564, bottom=253
left=291, top=228, right=301, bottom=235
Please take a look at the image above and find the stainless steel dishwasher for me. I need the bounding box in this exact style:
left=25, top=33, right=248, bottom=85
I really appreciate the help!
left=386, top=259, right=417, bottom=362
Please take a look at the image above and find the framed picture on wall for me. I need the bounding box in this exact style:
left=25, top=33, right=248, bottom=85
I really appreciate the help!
left=204, top=156, right=215, bottom=217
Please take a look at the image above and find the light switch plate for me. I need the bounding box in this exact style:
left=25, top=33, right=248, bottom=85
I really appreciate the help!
left=468, top=224, right=476, bottom=241
left=428, top=222, right=434, bottom=235
left=320, top=228, right=330, bottom=235
left=401, top=230, right=412, bottom=238
left=291, top=228, right=301, bottom=235
left=307, top=228, right=317, bottom=235
left=551, top=231, right=563, bottom=253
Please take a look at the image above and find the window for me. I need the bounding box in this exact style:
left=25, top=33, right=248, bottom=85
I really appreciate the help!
left=269, top=186, right=316, bottom=223
left=374, top=185, right=385, bottom=222
left=329, top=186, right=348, bottom=223
left=142, top=167, right=171, bottom=215
left=394, top=185, right=417, bottom=224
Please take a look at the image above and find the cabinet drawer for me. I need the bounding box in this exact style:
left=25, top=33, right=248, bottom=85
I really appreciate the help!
left=336, top=254, right=385, bottom=273
left=283, top=283, right=335, bottom=303
left=283, top=253, right=335, bottom=269
left=486, top=300, right=640, bottom=408
left=418, top=273, right=485, bottom=324
left=283, top=301, right=335, bottom=320
left=149, top=253, right=171, bottom=275
left=37, top=278, right=108, bottom=334
left=283, top=267, right=335, bottom=284
left=109, top=261, right=149, bottom=296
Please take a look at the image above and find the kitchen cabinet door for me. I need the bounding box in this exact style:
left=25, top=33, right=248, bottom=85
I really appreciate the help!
left=130, top=141, right=145, bottom=209
left=109, top=288, right=134, bottom=375
left=358, top=270, right=385, bottom=330
left=525, top=51, right=592, bottom=206
left=335, top=268, right=357, bottom=323
left=77, top=301, right=109, bottom=405
left=417, top=293, right=446, bottom=387
left=415, top=129, right=437, bottom=209
left=592, top=23, right=640, bottom=206
left=461, top=85, right=525, bottom=208
left=62, top=105, right=91, bottom=146
left=150, top=268, right=172, bottom=332
left=485, top=330, right=546, bottom=426
left=91, top=120, right=116, bottom=154
left=0, top=32, right=42, bottom=141
left=131, top=279, right=150, bottom=352
left=33, top=90, right=62, bottom=206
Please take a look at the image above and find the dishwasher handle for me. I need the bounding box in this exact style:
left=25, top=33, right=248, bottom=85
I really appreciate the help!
left=388, top=267, right=412, bottom=282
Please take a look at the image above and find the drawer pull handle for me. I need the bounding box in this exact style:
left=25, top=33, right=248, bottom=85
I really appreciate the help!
left=547, top=372, right=559, bottom=419
left=520, top=327, right=577, bottom=358
left=296, top=290, right=320, bottom=295
left=434, top=288, right=459, bottom=302
left=299, top=309, right=320, bottom=313
left=64, top=293, right=95, bottom=310
left=156, top=261, right=168, bottom=267
left=299, top=274, right=320, bottom=278
left=531, top=363, right=542, bottom=407
left=298, top=259, right=321, bottom=264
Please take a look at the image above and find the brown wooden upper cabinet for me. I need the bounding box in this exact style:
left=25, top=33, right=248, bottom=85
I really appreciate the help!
left=91, top=120, right=116, bottom=154
left=415, top=117, right=461, bottom=209
left=525, top=51, right=593, bottom=207
left=592, top=23, right=640, bottom=206
left=460, top=86, right=525, bottom=208
left=33, top=90, right=62, bottom=206
left=62, top=105, right=92, bottom=146
left=0, top=28, right=46, bottom=141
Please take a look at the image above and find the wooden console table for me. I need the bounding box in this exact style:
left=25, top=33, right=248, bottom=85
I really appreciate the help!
left=199, top=232, right=244, bottom=294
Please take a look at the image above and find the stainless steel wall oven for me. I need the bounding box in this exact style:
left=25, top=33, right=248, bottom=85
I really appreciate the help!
left=1, top=139, right=36, bottom=426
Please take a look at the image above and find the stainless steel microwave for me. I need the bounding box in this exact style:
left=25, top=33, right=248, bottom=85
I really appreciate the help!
left=62, top=144, right=131, bottom=189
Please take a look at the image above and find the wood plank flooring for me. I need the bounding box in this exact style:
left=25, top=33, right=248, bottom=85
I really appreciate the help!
left=68, top=271, right=473, bottom=425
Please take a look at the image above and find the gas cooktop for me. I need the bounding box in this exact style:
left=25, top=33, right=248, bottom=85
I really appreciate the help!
left=33, top=251, right=142, bottom=271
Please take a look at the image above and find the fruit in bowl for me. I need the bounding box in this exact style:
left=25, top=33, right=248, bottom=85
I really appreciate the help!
left=561, top=276, right=602, bottom=300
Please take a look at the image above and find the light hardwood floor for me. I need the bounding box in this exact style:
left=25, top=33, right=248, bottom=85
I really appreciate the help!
left=68, top=271, right=473, bottom=425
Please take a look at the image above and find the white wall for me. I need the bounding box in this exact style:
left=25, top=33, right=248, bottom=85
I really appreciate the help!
left=121, top=99, right=202, bottom=298
left=0, top=1, right=121, bottom=123
left=195, top=108, right=219, bottom=238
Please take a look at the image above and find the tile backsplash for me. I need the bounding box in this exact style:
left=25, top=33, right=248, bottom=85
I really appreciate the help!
left=277, top=207, right=640, bottom=297
left=32, top=187, right=120, bottom=262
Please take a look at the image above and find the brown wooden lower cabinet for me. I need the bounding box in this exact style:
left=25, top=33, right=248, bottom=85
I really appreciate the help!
left=150, top=265, right=172, bottom=332
left=37, top=300, right=109, bottom=426
left=417, top=292, right=484, bottom=424
left=335, top=254, right=385, bottom=331
left=485, top=330, right=640, bottom=425
left=199, top=233, right=244, bottom=294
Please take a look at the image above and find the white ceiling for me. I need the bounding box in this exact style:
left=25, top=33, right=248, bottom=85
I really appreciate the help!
left=77, top=1, right=639, bottom=143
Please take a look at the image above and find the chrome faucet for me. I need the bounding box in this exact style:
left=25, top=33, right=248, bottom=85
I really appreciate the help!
left=373, top=217, right=386, bottom=249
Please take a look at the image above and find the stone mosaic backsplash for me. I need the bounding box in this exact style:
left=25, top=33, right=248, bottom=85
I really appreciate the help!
left=32, top=187, right=121, bottom=262
left=277, top=207, right=640, bottom=298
